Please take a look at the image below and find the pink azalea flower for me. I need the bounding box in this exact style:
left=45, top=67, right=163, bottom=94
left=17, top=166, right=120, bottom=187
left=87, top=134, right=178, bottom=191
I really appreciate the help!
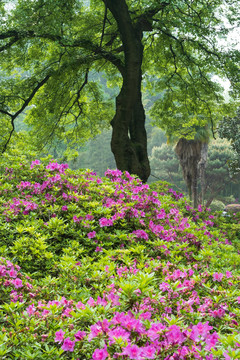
left=26, top=304, right=36, bottom=316
left=62, top=205, right=68, bottom=211
left=213, top=273, right=223, bottom=282
left=108, top=326, right=130, bottom=345
left=30, top=160, right=41, bottom=168
left=190, top=322, right=212, bottom=342
left=99, top=217, right=113, bottom=227
left=95, top=246, right=103, bottom=252
left=7, top=268, right=18, bottom=278
left=88, top=323, right=103, bottom=341
left=122, top=344, right=142, bottom=360
left=61, top=337, right=75, bottom=352
left=54, top=329, right=65, bottom=343
left=205, top=332, right=219, bottom=350
left=141, top=345, right=156, bottom=359
left=92, top=347, right=109, bottom=360
left=87, top=231, right=96, bottom=239
left=74, top=331, right=86, bottom=341
left=12, top=278, right=23, bottom=288
left=87, top=297, right=96, bottom=307
left=165, top=325, right=184, bottom=345
left=226, top=271, right=232, bottom=278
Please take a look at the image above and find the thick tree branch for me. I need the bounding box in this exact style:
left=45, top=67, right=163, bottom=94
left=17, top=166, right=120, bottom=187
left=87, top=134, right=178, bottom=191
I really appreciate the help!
left=134, top=2, right=170, bottom=33
left=0, top=29, right=124, bottom=73
left=100, top=0, right=108, bottom=48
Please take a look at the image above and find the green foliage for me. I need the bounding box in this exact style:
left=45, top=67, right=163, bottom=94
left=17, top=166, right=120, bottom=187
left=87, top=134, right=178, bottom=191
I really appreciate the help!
left=218, top=107, right=240, bottom=176
left=0, top=159, right=240, bottom=358
left=0, top=0, right=239, bottom=156
left=149, top=138, right=240, bottom=203
left=209, top=200, right=226, bottom=212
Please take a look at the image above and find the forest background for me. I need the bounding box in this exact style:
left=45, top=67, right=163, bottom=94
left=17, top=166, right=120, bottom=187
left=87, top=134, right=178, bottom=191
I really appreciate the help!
left=0, top=0, right=240, bottom=209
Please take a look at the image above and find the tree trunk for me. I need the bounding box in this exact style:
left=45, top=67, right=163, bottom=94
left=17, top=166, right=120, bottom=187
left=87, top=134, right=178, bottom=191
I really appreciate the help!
left=111, top=78, right=150, bottom=183
left=192, top=163, right=198, bottom=208
left=106, top=0, right=150, bottom=182
left=175, top=138, right=202, bottom=208
left=198, top=142, right=208, bottom=205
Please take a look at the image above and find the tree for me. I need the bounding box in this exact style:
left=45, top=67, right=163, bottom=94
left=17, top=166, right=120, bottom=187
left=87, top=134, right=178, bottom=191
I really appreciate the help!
left=0, top=0, right=239, bottom=182
left=175, top=126, right=211, bottom=207
left=150, top=138, right=240, bottom=204
left=149, top=143, right=185, bottom=190
left=204, top=138, right=239, bottom=206
left=218, top=107, right=240, bottom=176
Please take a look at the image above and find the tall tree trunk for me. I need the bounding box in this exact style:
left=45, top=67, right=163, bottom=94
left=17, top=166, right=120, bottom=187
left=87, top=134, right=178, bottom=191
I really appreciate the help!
left=111, top=75, right=150, bottom=182
left=106, top=0, right=150, bottom=182
left=175, top=138, right=202, bottom=208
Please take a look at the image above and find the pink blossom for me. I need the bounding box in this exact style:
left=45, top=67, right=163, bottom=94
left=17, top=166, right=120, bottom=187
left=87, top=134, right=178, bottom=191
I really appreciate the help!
left=141, top=345, right=156, bottom=359
left=92, top=347, right=109, bottom=360
left=7, top=268, right=18, bottom=278
left=61, top=337, right=75, bottom=352
left=165, top=325, right=184, bottom=345
left=213, top=273, right=223, bottom=282
left=74, top=331, right=86, bottom=341
left=95, top=246, right=103, bottom=252
left=12, top=278, right=23, bottom=288
left=88, top=324, right=103, bottom=341
left=54, top=329, right=65, bottom=343
left=147, top=322, right=166, bottom=341
left=205, top=332, right=219, bottom=350
left=99, top=217, right=113, bottom=227
left=226, top=271, right=232, bottom=278
left=190, top=322, right=213, bottom=342
left=108, top=326, right=130, bottom=344
left=211, top=308, right=225, bottom=318
left=30, top=160, right=41, bottom=168
left=62, top=205, right=68, bottom=211
left=87, top=231, right=96, bottom=239
left=76, top=301, right=86, bottom=310
left=122, top=345, right=142, bottom=359
left=87, top=297, right=96, bottom=307
left=132, top=229, right=149, bottom=240
left=26, top=304, right=36, bottom=316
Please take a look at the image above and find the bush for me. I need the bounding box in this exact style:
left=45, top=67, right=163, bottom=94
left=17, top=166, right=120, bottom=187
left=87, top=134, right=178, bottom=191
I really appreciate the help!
left=209, top=200, right=225, bottom=212
left=0, top=159, right=240, bottom=359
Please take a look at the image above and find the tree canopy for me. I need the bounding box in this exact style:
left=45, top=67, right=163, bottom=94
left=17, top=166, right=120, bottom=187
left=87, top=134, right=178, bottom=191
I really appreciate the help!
left=0, top=0, right=239, bottom=181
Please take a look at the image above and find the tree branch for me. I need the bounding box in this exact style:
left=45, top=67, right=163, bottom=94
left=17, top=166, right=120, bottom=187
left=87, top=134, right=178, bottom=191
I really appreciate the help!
left=100, top=0, right=108, bottom=48
left=1, top=74, right=51, bottom=153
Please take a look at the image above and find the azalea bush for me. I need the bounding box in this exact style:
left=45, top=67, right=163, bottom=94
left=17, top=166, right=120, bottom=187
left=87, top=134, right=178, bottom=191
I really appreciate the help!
left=0, top=158, right=240, bottom=359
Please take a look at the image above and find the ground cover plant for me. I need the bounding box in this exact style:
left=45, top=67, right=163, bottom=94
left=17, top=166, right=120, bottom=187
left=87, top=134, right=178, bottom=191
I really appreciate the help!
left=0, top=159, right=240, bottom=359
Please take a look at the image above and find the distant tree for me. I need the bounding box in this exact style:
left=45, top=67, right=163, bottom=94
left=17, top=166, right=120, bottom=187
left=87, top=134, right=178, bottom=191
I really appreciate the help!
left=166, top=125, right=211, bottom=207
left=0, top=0, right=239, bottom=182
left=149, top=143, right=185, bottom=190
left=218, top=107, right=240, bottom=176
left=149, top=138, right=240, bottom=205
left=205, top=138, right=240, bottom=206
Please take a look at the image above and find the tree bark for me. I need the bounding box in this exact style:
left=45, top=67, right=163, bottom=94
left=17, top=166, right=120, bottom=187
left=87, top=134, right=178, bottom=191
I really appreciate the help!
left=175, top=138, right=202, bottom=208
left=106, top=0, right=150, bottom=182
left=198, top=142, right=208, bottom=205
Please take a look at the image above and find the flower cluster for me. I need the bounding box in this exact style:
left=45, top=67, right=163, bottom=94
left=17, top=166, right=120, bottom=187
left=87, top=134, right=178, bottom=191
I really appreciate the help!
left=0, top=160, right=240, bottom=359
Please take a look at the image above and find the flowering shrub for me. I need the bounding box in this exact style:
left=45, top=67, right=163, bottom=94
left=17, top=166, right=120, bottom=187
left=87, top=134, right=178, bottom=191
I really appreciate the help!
left=0, top=159, right=240, bottom=359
